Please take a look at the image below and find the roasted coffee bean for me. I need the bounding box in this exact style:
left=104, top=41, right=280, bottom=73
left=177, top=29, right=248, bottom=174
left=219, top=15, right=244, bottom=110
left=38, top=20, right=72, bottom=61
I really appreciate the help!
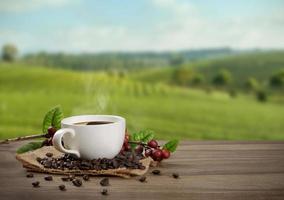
left=101, top=189, right=108, bottom=196
left=45, top=152, right=53, bottom=157
left=152, top=169, right=161, bottom=175
left=62, top=177, right=70, bottom=182
left=72, top=179, right=82, bottom=187
left=100, top=178, right=109, bottom=186
left=26, top=173, right=34, bottom=178
left=32, top=181, right=40, bottom=187
left=83, top=174, right=90, bottom=181
left=172, top=173, right=179, bottom=179
left=43, top=160, right=52, bottom=168
left=44, top=175, right=53, bottom=181
left=139, top=176, right=147, bottom=182
left=59, top=184, right=66, bottom=191
left=36, top=157, right=42, bottom=163
left=101, top=163, right=107, bottom=170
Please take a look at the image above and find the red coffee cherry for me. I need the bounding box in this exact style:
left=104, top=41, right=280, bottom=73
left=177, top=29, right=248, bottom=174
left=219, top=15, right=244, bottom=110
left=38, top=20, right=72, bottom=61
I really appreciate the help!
left=147, top=140, right=158, bottom=148
left=47, top=126, right=57, bottom=137
left=124, top=144, right=131, bottom=151
left=151, top=149, right=163, bottom=161
left=161, top=149, right=170, bottom=159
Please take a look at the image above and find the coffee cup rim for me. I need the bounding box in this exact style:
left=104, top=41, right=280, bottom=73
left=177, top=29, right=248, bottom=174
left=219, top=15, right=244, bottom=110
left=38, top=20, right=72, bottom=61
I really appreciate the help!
left=61, top=115, right=125, bottom=126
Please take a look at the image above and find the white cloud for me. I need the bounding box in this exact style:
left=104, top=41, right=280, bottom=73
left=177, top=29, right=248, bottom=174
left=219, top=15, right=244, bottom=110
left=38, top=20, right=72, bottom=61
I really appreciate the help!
left=0, top=0, right=79, bottom=13
left=0, top=0, right=284, bottom=52
left=149, top=0, right=284, bottom=50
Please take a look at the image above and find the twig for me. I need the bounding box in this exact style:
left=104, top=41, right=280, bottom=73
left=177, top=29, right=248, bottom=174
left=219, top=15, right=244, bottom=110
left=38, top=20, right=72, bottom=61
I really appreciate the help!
left=128, top=141, right=161, bottom=149
left=128, top=141, right=154, bottom=149
left=0, top=134, right=45, bottom=144
left=128, top=141, right=146, bottom=145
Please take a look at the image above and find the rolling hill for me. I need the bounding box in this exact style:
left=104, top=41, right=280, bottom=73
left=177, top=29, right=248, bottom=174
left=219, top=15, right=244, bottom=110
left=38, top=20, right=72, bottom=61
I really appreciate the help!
left=1, top=62, right=284, bottom=140
left=195, top=50, right=284, bottom=87
left=131, top=51, right=284, bottom=88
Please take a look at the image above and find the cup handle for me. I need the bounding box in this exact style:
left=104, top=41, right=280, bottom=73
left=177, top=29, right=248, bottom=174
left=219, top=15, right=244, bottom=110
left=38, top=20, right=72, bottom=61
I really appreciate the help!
left=52, top=128, right=80, bottom=158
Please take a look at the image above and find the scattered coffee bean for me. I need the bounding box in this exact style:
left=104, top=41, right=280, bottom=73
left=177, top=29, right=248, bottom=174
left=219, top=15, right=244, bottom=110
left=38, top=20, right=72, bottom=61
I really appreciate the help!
left=61, top=177, right=70, bottom=182
left=44, top=175, right=53, bottom=181
left=101, top=189, right=108, bottom=196
left=152, top=169, right=161, bottom=175
left=46, top=152, right=53, bottom=157
left=32, top=181, right=40, bottom=187
left=26, top=173, right=34, bottom=178
left=172, top=173, right=179, bottom=179
left=100, top=178, right=109, bottom=186
left=59, top=184, right=66, bottom=191
left=139, top=176, right=147, bottom=182
left=72, top=179, right=82, bottom=187
left=83, top=174, right=90, bottom=181
left=36, top=157, right=42, bottom=162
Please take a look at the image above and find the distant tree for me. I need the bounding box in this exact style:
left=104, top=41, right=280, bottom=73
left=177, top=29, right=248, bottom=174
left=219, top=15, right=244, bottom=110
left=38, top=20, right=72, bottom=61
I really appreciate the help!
left=256, top=90, right=268, bottom=102
left=212, top=70, right=232, bottom=86
left=229, top=89, right=237, bottom=98
left=191, top=73, right=205, bottom=85
left=245, top=77, right=259, bottom=91
left=2, top=44, right=18, bottom=62
left=205, top=86, right=212, bottom=94
left=118, top=70, right=127, bottom=78
left=169, top=55, right=184, bottom=67
left=270, top=70, right=284, bottom=88
left=172, top=67, right=193, bottom=86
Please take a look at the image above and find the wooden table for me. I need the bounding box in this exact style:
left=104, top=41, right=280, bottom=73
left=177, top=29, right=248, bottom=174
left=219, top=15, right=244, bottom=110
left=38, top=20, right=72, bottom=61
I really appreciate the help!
left=0, top=141, right=284, bottom=200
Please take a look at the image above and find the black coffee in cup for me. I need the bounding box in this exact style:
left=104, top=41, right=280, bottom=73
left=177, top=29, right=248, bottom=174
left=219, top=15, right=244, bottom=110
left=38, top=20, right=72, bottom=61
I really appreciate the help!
left=74, top=121, right=113, bottom=125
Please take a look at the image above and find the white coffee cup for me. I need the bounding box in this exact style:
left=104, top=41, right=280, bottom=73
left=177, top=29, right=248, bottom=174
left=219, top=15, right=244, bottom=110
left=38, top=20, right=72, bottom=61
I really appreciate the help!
left=52, top=115, right=125, bottom=160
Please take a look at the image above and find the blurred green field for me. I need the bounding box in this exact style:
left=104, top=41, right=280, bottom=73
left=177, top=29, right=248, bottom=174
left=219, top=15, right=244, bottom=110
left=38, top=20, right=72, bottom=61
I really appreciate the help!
left=131, top=51, right=284, bottom=88
left=1, top=62, right=284, bottom=140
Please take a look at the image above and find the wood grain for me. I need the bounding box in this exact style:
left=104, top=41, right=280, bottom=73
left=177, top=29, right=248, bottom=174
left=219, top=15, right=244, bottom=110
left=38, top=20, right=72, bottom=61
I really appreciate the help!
left=0, top=141, right=284, bottom=200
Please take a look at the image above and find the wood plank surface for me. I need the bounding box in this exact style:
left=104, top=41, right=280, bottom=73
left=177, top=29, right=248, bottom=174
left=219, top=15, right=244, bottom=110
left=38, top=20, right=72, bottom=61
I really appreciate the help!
left=0, top=141, right=284, bottom=200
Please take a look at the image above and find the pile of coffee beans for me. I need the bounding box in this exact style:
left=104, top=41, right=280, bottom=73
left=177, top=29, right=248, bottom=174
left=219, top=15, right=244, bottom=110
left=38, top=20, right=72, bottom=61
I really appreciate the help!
left=37, top=151, right=146, bottom=171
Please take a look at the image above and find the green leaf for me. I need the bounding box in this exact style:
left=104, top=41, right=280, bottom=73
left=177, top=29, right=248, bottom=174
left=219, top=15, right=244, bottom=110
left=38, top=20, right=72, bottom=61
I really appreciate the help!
left=130, top=129, right=155, bottom=149
left=131, top=129, right=155, bottom=142
left=42, top=106, right=63, bottom=133
left=16, top=141, right=43, bottom=154
left=141, top=130, right=155, bottom=142
left=163, top=139, right=179, bottom=152
left=52, top=106, right=63, bottom=130
left=42, top=107, right=56, bottom=133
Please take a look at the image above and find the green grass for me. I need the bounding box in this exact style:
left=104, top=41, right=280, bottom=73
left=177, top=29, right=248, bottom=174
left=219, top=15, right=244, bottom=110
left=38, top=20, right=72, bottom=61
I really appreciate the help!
left=1, top=62, right=284, bottom=140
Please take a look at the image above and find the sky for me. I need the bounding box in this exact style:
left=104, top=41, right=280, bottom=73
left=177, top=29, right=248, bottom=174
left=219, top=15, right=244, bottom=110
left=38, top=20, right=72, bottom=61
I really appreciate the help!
left=0, top=0, right=284, bottom=53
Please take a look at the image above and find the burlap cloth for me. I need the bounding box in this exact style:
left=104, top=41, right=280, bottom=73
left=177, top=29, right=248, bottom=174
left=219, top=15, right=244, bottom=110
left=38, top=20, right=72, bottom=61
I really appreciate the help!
left=16, top=146, right=151, bottom=178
